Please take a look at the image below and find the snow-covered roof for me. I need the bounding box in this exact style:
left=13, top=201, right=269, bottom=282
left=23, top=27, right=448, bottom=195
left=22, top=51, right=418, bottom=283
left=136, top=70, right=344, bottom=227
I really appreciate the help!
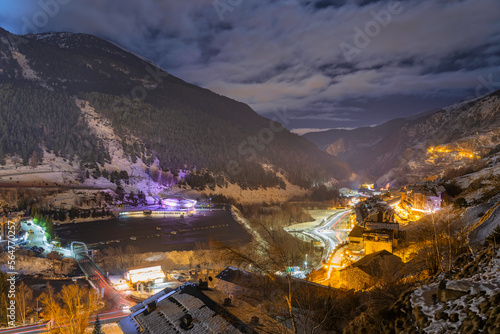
left=119, top=283, right=282, bottom=334
left=215, top=266, right=252, bottom=283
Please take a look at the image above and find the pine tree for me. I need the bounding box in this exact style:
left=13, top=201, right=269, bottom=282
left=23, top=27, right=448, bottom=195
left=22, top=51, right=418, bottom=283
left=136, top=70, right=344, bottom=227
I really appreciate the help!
left=92, top=315, right=104, bottom=334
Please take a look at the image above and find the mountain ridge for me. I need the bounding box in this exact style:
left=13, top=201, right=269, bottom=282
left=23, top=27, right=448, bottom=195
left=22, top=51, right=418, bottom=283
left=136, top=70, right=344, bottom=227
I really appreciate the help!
left=304, top=91, right=500, bottom=183
left=0, top=27, right=352, bottom=191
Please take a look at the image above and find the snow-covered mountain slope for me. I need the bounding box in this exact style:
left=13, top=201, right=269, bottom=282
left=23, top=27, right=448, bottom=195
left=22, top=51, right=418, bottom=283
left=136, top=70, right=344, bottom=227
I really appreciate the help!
left=0, top=27, right=352, bottom=192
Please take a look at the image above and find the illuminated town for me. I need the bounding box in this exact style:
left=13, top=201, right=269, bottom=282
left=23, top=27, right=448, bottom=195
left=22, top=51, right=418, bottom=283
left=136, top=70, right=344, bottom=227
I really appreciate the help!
left=427, top=145, right=481, bottom=162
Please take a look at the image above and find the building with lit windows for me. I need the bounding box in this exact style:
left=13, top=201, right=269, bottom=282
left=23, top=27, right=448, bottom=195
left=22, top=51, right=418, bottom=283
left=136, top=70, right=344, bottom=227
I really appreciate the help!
left=0, top=211, right=24, bottom=242
left=400, top=182, right=446, bottom=213
left=348, top=199, right=401, bottom=255
left=126, top=266, right=166, bottom=284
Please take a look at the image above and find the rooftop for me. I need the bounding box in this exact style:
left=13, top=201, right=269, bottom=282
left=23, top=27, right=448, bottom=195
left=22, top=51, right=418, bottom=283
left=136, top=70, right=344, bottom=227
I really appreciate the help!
left=215, top=266, right=252, bottom=284
left=119, top=283, right=293, bottom=334
left=344, top=250, right=402, bottom=278
left=349, top=225, right=365, bottom=238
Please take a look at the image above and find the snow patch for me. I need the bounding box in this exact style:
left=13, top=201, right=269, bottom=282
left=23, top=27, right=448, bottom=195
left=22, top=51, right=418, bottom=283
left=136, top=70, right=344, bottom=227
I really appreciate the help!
left=11, top=51, right=40, bottom=80
left=410, top=248, right=500, bottom=333
left=76, top=98, right=168, bottom=196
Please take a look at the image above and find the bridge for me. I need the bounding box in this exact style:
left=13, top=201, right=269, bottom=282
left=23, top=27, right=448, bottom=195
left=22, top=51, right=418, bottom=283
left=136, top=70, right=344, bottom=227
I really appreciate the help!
left=70, top=241, right=94, bottom=259
left=72, top=242, right=134, bottom=310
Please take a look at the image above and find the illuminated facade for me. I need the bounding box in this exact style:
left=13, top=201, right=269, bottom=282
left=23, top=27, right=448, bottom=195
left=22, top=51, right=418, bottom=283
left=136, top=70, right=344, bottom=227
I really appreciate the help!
left=119, top=197, right=197, bottom=217
left=126, top=266, right=166, bottom=284
left=361, top=184, right=374, bottom=190
left=0, top=213, right=23, bottom=241
left=400, top=183, right=446, bottom=213
left=348, top=198, right=400, bottom=256
left=160, top=197, right=196, bottom=209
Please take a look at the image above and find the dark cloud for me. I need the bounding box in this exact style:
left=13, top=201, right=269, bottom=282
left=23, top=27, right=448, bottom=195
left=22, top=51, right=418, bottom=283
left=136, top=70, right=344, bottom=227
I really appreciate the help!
left=422, top=43, right=500, bottom=75
left=311, top=0, right=348, bottom=10
left=1, top=0, right=499, bottom=129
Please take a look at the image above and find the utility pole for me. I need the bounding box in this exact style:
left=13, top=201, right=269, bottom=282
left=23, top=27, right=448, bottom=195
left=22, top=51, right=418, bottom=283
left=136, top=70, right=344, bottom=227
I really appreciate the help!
left=447, top=207, right=452, bottom=271
left=429, top=203, right=441, bottom=273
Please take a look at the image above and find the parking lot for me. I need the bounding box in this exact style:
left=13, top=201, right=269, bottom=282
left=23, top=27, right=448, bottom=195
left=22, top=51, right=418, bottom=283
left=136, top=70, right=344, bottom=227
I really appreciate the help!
left=16, top=221, right=73, bottom=258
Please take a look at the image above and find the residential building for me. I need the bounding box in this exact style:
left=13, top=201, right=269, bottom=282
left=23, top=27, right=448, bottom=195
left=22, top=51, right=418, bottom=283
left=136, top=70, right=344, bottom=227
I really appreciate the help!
left=348, top=199, right=400, bottom=255
left=0, top=211, right=24, bottom=242
left=347, top=225, right=364, bottom=254
left=363, top=221, right=399, bottom=254
left=339, top=250, right=403, bottom=290
left=339, top=188, right=358, bottom=197
left=119, top=282, right=293, bottom=334
left=215, top=266, right=257, bottom=300
left=400, top=181, right=446, bottom=212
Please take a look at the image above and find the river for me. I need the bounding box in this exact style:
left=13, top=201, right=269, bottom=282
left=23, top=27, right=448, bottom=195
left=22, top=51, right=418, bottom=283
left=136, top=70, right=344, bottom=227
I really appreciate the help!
left=55, top=209, right=251, bottom=252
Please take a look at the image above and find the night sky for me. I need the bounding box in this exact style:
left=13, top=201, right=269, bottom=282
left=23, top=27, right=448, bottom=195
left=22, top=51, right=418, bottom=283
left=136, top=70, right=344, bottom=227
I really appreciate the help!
left=1, top=0, right=499, bottom=132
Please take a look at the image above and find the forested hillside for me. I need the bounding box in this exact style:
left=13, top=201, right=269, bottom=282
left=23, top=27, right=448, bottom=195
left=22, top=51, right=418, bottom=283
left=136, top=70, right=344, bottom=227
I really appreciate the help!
left=0, top=83, right=109, bottom=165
left=0, top=28, right=351, bottom=188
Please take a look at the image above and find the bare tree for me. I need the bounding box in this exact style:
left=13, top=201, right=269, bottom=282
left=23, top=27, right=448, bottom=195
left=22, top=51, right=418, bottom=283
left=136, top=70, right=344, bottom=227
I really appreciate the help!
left=407, top=205, right=467, bottom=276
left=39, top=283, right=100, bottom=334
left=29, top=151, right=43, bottom=168
left=11, top=155, right=21, bottom=168
left=215, top=224, right=336, bottom=334
left=16, top=282, right=33, bottom=324
left=76, top=167, right=87, bottom=183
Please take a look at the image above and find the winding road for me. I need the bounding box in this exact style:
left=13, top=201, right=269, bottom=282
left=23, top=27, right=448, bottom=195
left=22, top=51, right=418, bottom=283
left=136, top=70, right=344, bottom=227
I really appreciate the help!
left=285, top=209, right=351, bottom=269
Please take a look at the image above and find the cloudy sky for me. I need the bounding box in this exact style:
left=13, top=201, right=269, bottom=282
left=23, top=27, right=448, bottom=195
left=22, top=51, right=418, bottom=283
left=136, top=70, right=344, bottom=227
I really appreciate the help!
left=1, top=0, right=499, bottom=131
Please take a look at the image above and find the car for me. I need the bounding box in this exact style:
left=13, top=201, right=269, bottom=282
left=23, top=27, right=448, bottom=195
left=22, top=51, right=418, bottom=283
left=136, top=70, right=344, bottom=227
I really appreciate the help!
left=120, top=303, right=131, bottom=313
left=30, top=246, right=43, bottom=254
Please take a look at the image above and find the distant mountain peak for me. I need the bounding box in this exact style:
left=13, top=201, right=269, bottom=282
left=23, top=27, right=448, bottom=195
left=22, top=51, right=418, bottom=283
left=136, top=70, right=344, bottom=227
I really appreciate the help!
left=305, top=90, right=500, bottom=182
